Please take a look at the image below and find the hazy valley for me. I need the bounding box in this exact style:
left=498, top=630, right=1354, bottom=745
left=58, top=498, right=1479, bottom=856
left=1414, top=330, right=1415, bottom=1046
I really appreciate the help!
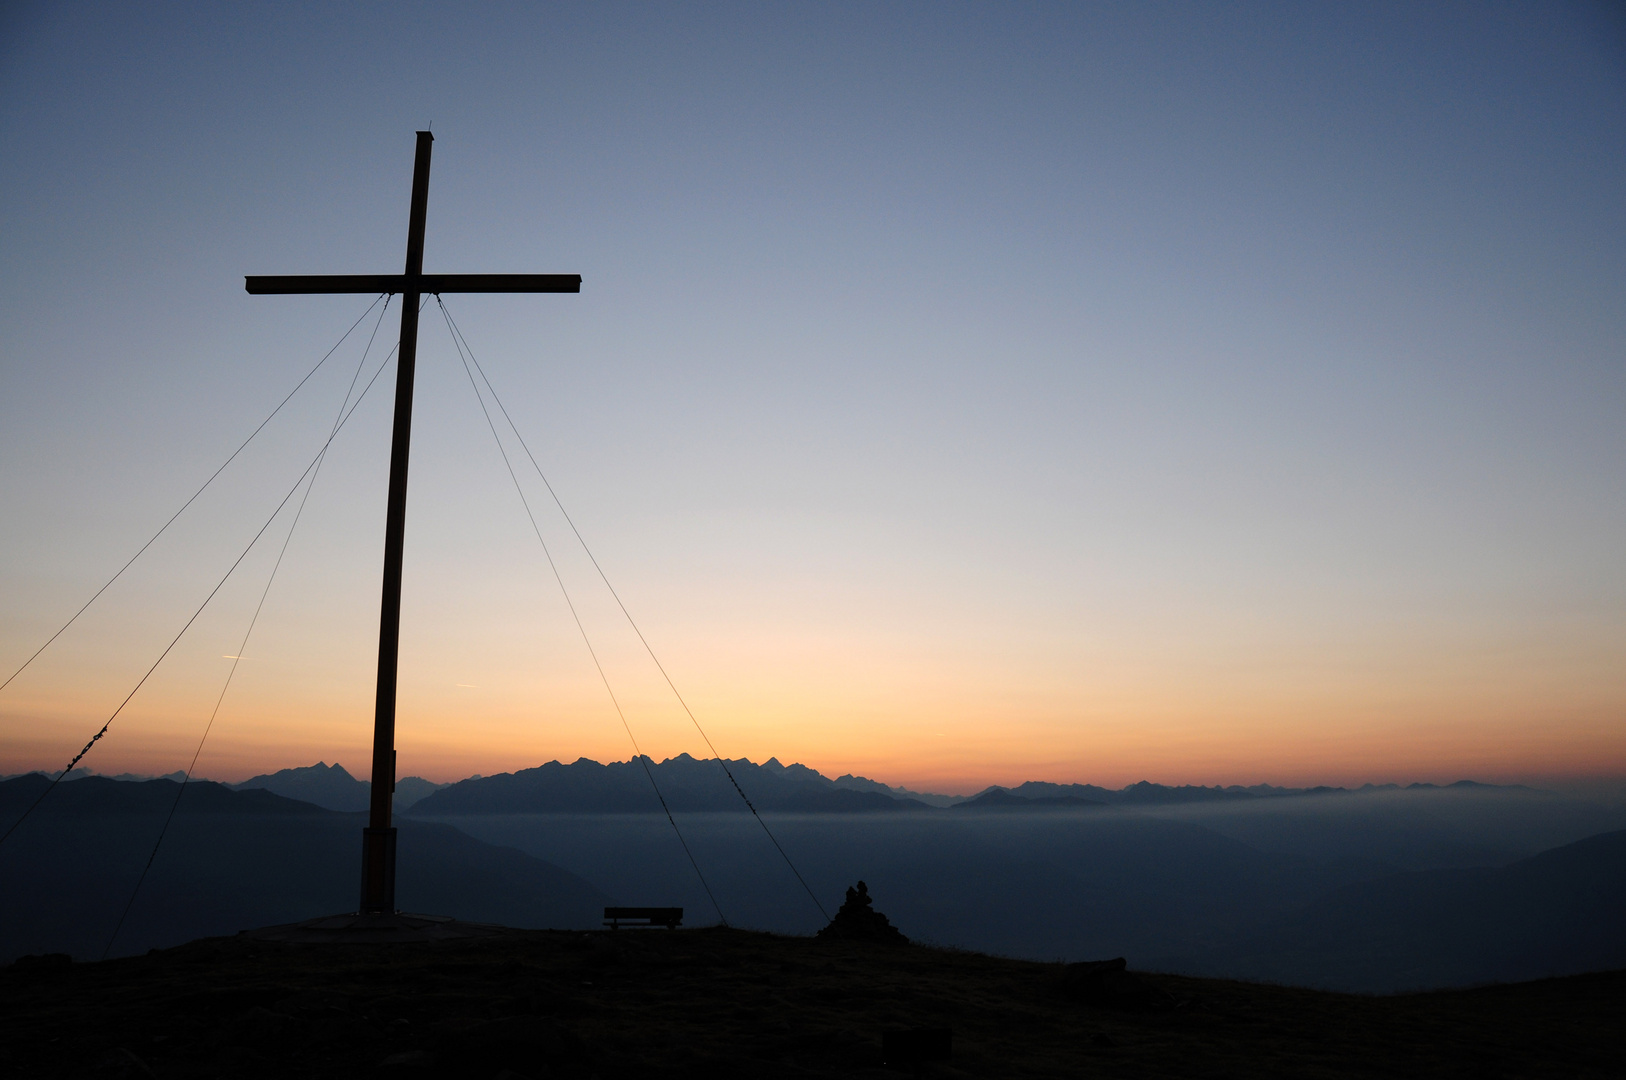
left=4, top=757, right=1623, bottom=993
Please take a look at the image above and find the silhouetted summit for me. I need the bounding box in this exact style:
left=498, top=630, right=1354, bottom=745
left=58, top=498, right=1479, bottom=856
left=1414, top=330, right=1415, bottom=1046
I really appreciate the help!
left=232, top=762, right=446, bottom=812
left=818, top=881, right=908, bottom=944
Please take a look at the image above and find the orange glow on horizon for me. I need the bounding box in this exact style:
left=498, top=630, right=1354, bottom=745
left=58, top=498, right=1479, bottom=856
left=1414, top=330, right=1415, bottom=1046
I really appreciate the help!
left=4, top=473, right=1621, bottom=794
left=5, top=666, right=1621, bottom=793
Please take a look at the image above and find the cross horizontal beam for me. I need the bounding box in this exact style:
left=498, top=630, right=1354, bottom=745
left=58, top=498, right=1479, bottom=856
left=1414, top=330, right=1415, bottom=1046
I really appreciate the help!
left=244, top=273, right=581, bottom=295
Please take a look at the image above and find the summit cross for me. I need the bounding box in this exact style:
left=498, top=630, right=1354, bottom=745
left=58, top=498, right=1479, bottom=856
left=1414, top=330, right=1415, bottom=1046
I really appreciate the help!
left=246, top=131, right=580, bottom=914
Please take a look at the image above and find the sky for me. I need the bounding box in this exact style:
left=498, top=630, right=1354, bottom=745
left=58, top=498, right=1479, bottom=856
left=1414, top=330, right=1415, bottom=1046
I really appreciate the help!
left=1, top=2, right=1623, bottom=793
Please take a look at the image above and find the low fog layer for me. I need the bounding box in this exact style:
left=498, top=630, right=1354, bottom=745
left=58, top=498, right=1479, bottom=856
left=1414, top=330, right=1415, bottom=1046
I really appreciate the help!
left=424, top=782, right=1625, bottom=992
left=4, top=774, right=1621, bottom=992
left=1110, top=784, right=1625, bottom=870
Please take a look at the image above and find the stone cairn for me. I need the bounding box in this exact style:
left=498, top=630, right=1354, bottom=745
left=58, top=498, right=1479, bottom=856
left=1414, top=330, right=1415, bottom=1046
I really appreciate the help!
left=817, top=880, right=908, bottom=944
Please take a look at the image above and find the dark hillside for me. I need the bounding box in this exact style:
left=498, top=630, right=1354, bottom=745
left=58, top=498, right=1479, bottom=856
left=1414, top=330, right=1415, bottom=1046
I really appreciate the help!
left=1169, top=829, right=1626, bottom=991
left=0, top=928, right=1620, bottom=1078
left=0, top=776, right=607, bottom=962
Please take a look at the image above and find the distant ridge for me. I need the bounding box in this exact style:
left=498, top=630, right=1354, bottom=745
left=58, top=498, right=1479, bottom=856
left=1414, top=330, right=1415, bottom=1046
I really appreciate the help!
left=984, top=778, right=1528, bottom=806
left=0, top=760, right=1532, bottom=814
left=401, top=756, right=1538, bottom=815
left=0, top=768, right=187, bottom=784
left=0, top=773, right=327, bottom=817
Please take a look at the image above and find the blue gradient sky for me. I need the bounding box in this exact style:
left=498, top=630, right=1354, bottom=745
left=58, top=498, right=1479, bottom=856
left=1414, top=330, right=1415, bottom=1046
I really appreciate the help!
left=1, top=2, right=1622, bottom=790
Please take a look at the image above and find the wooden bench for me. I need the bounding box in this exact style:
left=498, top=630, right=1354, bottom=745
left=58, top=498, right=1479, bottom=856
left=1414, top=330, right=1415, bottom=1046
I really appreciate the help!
left=602, top=906, right=683, bottom=930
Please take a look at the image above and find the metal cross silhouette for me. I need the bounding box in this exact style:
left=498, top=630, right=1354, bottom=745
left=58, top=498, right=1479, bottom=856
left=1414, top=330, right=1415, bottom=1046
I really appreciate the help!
left=246, top=131, right=580, bottom=914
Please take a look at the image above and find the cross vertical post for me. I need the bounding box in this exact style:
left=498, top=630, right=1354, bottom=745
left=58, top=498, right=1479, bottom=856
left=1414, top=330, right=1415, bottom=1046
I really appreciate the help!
left=359, top=130, right=434, bottom=914
left=245, top=131, right=580, bottom=917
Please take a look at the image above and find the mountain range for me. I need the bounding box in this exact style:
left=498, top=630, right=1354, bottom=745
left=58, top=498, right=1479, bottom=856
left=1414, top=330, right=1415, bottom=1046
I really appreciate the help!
left=6, top=755, right=1545, bottom=816
left=409, top=755, right=926, bottom=815
left=0, top=762, right=449, bottom=812
left=400, top=755, right=1536, bottom=817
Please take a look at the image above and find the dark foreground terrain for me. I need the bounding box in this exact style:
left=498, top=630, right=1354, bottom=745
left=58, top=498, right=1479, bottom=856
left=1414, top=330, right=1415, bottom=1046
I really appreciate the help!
left=2, top=927, right=1621, bottom=1079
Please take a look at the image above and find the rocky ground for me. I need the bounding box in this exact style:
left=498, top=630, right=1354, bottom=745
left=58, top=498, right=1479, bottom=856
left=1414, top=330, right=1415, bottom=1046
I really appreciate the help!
left=1, top=925, right=1621, bottom=1079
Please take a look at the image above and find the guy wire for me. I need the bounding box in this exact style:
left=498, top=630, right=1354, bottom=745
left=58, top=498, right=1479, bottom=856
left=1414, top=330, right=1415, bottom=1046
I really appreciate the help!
left=436, top=298, right=729, bottom=927
left=439, top=299, right=830, bottom=922
left=0, top=294, right=389, bottom=695
left=0, top=304, right=408, bottom=851
left=100, top=297, right=394, bottom=959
